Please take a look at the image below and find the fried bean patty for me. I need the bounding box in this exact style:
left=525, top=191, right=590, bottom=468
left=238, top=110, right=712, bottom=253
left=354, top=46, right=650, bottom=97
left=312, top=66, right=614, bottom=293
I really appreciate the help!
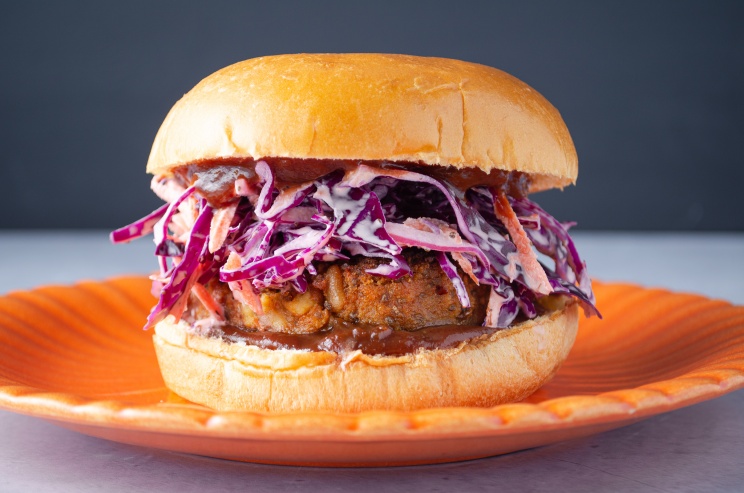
left=188, top=251, right=490, bottom=333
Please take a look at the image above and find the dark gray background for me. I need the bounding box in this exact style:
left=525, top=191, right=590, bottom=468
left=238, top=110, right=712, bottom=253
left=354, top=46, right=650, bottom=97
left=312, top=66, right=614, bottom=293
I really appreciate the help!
left=1, top=1, right=742, bottom=231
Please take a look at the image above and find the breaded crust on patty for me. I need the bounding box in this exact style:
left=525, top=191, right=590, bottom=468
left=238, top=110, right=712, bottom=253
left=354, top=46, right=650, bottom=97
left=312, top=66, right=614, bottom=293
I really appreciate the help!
left=187, top=251, right=490, bottom=333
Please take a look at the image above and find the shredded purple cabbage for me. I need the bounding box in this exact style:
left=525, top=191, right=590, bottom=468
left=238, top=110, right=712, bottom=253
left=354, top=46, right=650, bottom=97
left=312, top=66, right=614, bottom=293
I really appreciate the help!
left=509, top=196, right=595, bottom=305
left=145, top=200, right=213, bottom=328
left=435, top=251, right=471, bottom=308
left=109, top=202, right=169, bottom=244
left=113, top=161, right=598, bottom=329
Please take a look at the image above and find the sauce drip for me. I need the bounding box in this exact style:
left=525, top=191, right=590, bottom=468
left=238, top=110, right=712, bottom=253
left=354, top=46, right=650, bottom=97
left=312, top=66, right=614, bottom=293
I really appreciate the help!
left=175, top=158, right=531, bottom=207
left=217, top=321, right=505, bottom=357
left=190, top=165, right=256, bottom=206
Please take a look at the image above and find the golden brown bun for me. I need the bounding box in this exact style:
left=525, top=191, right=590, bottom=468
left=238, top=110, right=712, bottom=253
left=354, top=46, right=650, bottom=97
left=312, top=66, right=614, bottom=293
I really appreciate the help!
left=147, top=54, right=577, bottom=192
left=152, top=303, right=578, bottom=413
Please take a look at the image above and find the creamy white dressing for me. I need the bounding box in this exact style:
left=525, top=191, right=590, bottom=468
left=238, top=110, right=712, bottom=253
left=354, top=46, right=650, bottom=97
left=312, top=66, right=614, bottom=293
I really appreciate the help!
left=484, top=288, right=506, bottom=328
left=320, top=183, right=399, bottom=253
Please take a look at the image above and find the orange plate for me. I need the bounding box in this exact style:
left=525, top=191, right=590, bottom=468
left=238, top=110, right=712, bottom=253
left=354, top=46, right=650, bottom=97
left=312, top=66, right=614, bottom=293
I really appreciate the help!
left=0, top=277, right=743, bottom=466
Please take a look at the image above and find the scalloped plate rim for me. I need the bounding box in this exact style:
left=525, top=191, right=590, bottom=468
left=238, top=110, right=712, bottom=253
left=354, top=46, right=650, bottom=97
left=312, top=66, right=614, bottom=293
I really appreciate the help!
left=2, top=376, right=741, bottom=441
left=1, top=277, right=743, bottom=463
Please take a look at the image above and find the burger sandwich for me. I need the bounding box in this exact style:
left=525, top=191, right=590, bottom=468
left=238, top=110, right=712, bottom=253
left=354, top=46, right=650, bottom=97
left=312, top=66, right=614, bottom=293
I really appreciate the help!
left=111, top=54, right=599, bottom=413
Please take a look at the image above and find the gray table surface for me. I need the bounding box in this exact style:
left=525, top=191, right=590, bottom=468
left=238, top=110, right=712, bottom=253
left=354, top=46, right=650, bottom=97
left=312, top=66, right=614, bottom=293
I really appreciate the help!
left=0, top=231, right=742, bottom=492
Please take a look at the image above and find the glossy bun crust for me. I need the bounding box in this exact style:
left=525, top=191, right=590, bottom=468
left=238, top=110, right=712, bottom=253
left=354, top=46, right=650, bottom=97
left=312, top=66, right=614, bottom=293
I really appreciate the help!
left=147, top=54, right=578, bottom=192
left=152, top=303, right=578, bottom=413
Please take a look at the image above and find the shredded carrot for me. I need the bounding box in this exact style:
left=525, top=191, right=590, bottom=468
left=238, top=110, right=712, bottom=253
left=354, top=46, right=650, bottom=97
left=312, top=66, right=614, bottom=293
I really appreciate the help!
left=191, top=282, right=225, bottom=321
left=166, top=271, right=200, bottom=325
left=208, top=202, right=239, bottom=253
left=493, top=191, right=552, bottom=295
left=224, top=251, right=264, bottom=315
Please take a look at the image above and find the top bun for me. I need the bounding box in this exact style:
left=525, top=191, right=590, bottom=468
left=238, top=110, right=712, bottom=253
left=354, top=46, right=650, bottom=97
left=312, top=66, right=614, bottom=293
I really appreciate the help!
left=147, top=54, right=578, bottom=192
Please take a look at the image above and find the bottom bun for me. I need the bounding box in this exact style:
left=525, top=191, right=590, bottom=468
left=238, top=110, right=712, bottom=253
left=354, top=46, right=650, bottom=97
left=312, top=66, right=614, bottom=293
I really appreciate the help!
left=152, top=303, right=578, bottom=413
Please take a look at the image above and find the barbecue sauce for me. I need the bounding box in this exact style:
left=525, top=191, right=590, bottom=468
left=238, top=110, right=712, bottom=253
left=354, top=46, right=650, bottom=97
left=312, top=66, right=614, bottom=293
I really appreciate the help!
left=217, top=321, right=506, bottom=357
left=175, top=158, right=531, bottom=208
